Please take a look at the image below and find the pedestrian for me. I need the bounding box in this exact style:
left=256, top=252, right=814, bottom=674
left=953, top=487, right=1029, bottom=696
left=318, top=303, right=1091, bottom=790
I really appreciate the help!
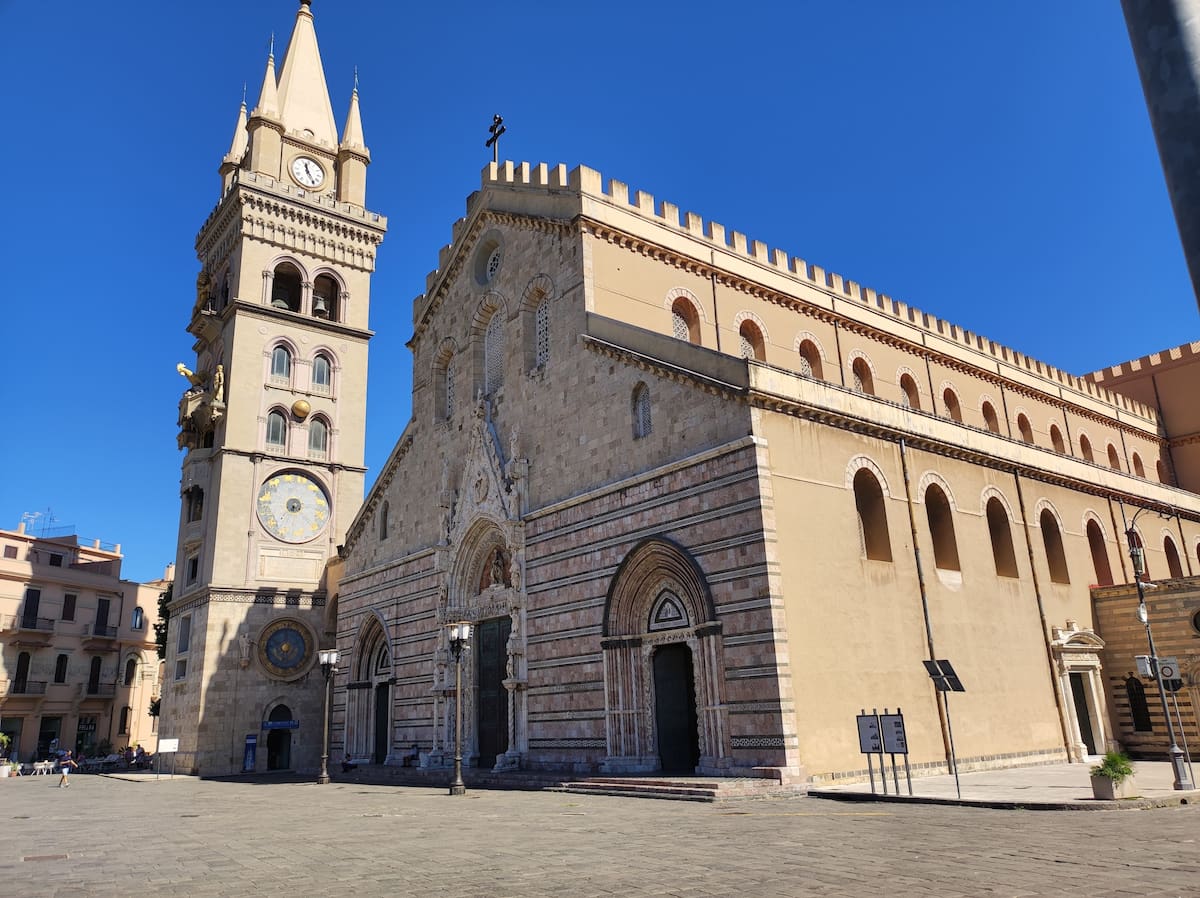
left=58, top=750, right=78, bottom=788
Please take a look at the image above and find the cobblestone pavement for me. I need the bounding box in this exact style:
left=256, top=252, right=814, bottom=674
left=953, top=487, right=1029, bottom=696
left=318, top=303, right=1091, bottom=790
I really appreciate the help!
left=1, top=775, right=1197, bottom=897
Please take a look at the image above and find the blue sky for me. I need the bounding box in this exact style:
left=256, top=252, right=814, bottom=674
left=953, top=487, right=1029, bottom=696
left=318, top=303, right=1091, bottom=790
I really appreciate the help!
left=0, top=1, right=1196, bottom=582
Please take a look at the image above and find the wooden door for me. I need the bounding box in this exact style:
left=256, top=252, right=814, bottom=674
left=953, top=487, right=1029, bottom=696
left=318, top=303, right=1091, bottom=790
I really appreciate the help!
left=653, top=643, right=699, bottom=774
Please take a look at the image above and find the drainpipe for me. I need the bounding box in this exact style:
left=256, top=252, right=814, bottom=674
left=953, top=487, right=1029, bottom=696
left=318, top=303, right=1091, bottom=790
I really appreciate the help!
left=1012, top=471, right=1074, bottom=760
left=898, top=439, right=953, bottom=766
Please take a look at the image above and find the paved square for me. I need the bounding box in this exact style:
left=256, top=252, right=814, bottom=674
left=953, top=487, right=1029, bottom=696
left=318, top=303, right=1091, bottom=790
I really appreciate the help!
left=0, top=775, right=1197, bottom=897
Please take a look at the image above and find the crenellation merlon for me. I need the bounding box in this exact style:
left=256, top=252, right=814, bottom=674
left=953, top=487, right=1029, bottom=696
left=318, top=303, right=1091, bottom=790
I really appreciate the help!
left=475, top=160, right=1162, bottom=421
left=1087, top=340, right=1200, bottom=383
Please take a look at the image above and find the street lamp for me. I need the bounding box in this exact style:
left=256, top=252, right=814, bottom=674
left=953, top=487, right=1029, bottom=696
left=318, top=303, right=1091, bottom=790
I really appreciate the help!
left=447, top=621, right=472, bottom=796
left=1124, top=506, right=1193, bottom=790
left=316, top=649, right=338, bottom=785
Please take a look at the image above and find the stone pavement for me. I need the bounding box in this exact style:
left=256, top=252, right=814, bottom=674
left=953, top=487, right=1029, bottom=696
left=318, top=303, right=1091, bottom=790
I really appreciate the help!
left=810, top=760, right=1200, bottom=810
left=1, top=771, right=1198, bottom=898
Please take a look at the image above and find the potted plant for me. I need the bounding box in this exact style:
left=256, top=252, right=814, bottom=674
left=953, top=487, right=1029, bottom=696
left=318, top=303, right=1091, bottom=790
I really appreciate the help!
left=1090, top=750, right=1136, bottom=800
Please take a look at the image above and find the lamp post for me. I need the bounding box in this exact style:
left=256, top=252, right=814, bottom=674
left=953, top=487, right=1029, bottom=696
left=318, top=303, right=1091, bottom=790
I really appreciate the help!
left=1124, top=507, right=1194, bottom=790
left=447, top=621, right=472, bottom=796
left=316, top=649, right=338, bottom=785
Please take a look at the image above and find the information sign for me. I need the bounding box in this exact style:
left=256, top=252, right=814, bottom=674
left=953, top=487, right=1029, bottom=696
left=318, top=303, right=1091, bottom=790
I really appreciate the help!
left=158, top=738, right=180, bottom=753
left=880, top=712, right=908, bottom=754
left=856, top=712, right=882, bottom=754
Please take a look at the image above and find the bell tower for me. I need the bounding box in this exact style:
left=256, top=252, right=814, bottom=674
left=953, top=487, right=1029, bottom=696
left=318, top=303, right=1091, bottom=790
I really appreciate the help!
left=163, top=0, right=386, bottom=776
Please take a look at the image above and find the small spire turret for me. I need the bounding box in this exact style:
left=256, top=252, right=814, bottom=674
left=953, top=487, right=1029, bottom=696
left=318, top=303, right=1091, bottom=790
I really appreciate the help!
left=337, top=76, right=370, bottom=206
left=251, top=51, right=280, bottom=121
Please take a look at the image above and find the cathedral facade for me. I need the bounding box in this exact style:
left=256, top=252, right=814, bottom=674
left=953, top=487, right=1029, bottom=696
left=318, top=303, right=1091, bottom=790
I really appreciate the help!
left=333, top=162, right=1200, bottom=783
left=161, top=0, right=384, bottom=776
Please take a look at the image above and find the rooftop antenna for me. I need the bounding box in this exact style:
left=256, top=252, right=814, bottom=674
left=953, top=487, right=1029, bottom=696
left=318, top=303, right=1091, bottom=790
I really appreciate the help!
left=486, top=114, right=506, bottom=164
left=20, top=511, right=42, bottom=533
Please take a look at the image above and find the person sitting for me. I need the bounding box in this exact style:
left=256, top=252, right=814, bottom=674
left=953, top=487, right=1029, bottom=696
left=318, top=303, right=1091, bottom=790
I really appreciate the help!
left=341, top=754, right=357, bottom=773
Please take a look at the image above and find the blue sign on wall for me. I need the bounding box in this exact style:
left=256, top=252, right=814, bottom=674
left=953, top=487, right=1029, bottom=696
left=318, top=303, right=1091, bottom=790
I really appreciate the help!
left=261, top=720, right=300, bottom=730
left=243, top=735, right=257, bottom=772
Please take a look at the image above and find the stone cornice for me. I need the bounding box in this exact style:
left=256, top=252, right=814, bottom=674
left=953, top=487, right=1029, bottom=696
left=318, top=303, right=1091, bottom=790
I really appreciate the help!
left=166, top=585, right=327, bottom=616
left=581, top=335, right=1200, bottom=522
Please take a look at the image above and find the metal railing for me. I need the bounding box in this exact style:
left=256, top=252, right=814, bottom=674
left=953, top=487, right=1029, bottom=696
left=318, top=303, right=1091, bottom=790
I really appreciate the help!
left=84, top=682, right=117, bottom=698
left=1, top=679, right=48, bottom=696
left=18, top=616, right=55, bottom=633
left=84, top=623, right=119, bottom=639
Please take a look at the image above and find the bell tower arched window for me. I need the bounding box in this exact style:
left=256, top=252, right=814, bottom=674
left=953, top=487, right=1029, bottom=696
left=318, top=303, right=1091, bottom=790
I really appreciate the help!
left=312, top=273, right=339, bottom=321
left=270, top=346, right=292, bottom=384
left=266, top=410, right=288, bottom=449
left=312, top=354, right=332, bottom=395
left=271, top=262, right=302, bottom=312
left=308, top=417, right=329, bottom=460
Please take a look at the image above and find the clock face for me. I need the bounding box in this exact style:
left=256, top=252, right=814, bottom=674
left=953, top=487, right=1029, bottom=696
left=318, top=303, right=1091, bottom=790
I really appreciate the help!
left=258, top=619, right=313, bottom=679
left=256, top=472, right=329, bottom=543
left=290, top=156, right=325, bottom=188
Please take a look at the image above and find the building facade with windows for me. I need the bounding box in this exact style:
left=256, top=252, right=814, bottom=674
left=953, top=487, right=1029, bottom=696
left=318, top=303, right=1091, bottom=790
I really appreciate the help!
left=0, top=522, right=165, bottom=762
left=332, top=161, right=1200, bottom=784
left=159, top=0, right=385, bottom=775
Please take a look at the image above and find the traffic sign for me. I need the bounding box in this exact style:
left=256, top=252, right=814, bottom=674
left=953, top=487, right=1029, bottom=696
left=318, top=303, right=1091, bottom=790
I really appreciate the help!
left=1158, top=657, right=1180, bottom=680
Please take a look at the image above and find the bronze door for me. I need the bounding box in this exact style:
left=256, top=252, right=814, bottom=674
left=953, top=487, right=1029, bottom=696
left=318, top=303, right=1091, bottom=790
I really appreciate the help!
left=475, top=617, right=511, bottom=769
left=374, top=683, right=390, bottom=764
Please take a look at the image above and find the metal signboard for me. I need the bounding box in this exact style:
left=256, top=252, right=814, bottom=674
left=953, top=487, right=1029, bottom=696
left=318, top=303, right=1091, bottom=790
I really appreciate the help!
left=856, top=712, right=882, bottom=754
left=261, top=719, right=300, bottom=730
left=158, top=738, right=180, bottom=753
left=880, top=712, right=908, bottom=754
left=1158, top=657, right=1181, bottom=680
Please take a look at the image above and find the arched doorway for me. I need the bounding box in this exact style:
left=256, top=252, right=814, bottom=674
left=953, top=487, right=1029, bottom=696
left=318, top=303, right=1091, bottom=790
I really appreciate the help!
left=601, top=538, right=729, bottom=774
left=266, top=705, right=292, bottom=771
left=475, top=616, right=511, bottom=769
left=347, top=616, right=392, bottom=764
left=652, top=643, right=699, bottom=773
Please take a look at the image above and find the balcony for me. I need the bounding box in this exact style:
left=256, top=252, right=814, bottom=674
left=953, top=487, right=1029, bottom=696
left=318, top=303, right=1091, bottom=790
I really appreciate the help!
left=1, top=679, right=48, bottom=697
left=82, top=681, right=117, bottom=699
left=82, top=622, right=120, bottom=650
left=1, top=615, right=55, bottom=645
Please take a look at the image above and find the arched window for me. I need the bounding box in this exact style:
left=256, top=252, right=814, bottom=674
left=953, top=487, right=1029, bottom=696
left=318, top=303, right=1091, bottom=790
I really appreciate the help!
left=671, top=298, right=700, bottom=344
left=1079, top=434, right=1094, bottom=463
left=484, top=311, right=505, bottom=394
left=266, top=410, right=288, bottom=448
left=632, top=383, right=652, bottom=439
left=797, top=340, right=823, bottom=379
left=986, top=497, right=1018, bottom=577
left=981, top=402, right=1000, bottom=434
left=1107, top=444, right=1121, bottom=471
left=1050, top=424, right=1066, bottom=454
left=1086, top=520, right=1113, bottom=586
left=851, top=357, right=874, bottom=395
left=900, top=374, right=920, bottom=410
left=88, top=656, right=103, bottom=694
left=124, top=657, right=138, bottom=686
left=308, top=418, right=329, bottom=459
left=942, top=389, right=962, bottom=422
left=54, top=653, right=69, bottom=684
left=185, top=487, right=204, bottom=523
left=535, top=299, right=551, bottom=368
left=312, top=273, right=339, bottom=321
left=925, top=484, right=960, bottom=571
left=853, top=468, right=892, bottom=562
left=312, top=354, right=332, bottom=394
left=1017, top=414, right=1034, bottom=444
left=1040, top=509, right=1070, bottom=584
left=1125, top=676, right=1152, bottom=732
left=1165, top=536, right=1184, bottom=578
left=738, top=320, right=765, bottom=361
left=379, top=501, right=389, bottom=540
left=271, top=262, right=302, bottom=312
left=1132, top=452, right=1145, bottom=478
left=270, top=346, right=292, bottom=382
left=131, top=606, right=145, bottom=630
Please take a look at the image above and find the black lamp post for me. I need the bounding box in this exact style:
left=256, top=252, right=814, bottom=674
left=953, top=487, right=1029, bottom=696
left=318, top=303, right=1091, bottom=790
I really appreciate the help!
left=1124, top=508, right=1193, bottom=790
left=317, top=649, right=338, bottom=785
left=447, top=621, right=472, bottom=796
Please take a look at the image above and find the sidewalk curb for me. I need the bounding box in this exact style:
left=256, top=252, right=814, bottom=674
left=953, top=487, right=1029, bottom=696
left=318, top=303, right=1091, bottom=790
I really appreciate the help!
left=807, top=788, right=1198, bottom=811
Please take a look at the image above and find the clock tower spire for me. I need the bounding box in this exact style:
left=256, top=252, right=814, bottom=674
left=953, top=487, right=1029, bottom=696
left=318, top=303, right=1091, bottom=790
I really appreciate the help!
left=163, top=0, right=386, bottom=777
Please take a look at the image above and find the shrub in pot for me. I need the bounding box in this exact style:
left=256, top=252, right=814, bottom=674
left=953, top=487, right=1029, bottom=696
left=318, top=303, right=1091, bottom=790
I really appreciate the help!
left=1090, top=751, right=1136, bottom=800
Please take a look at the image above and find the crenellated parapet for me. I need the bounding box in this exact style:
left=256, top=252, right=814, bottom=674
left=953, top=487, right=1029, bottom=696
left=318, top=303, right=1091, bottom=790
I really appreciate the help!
left=1087, top=341, right=1200, bottom=383
left=475, top=162, right=1161, bottom=423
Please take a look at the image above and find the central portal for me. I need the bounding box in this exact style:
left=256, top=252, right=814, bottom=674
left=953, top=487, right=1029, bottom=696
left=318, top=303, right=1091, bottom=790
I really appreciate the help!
left=653, top=643, right=699, bottom=774
left=475, top=616, right=511, bottom=769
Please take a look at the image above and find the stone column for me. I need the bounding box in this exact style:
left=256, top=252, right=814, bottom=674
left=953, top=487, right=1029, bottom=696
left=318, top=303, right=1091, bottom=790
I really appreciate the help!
left=1122, top=0, right=1200, bottom=305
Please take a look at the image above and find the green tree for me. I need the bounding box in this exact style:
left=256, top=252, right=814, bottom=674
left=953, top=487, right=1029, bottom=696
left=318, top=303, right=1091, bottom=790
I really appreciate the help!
left=148, top=697, right=161, bottom=718
left=154, top=583, right=172, bottom=660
